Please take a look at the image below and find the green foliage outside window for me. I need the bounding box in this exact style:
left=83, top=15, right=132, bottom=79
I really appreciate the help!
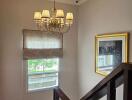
left=28, top=59, right=58, bottom=74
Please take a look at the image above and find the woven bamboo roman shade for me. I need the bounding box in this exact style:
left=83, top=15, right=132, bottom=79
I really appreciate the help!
left=23, top=29, right=63, bottom=60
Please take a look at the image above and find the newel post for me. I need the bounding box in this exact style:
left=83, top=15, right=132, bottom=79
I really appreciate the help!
left=53, top=89, right=59, bottom=100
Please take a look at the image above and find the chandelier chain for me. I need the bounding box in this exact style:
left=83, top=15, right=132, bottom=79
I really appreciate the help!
left=54, top=0, right=56, bottom=10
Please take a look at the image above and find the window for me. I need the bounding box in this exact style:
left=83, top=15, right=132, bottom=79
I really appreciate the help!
left=23, top=30, right=63, bottom=91
left=28, top=58, right=59, bottom=91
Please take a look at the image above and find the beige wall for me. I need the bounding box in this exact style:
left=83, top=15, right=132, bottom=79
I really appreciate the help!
left=1, top=0, right=132, bottom=99
left=0, top=1, right=4, bottom=98
left=0, top=0, right=78, bottom=100
left=78, top=0, right=132, bottom=99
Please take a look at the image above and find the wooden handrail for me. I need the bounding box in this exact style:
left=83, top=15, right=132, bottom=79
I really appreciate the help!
left=80, top=63, right=132, bottom=100
left=53, top=87, right=70, bottom=100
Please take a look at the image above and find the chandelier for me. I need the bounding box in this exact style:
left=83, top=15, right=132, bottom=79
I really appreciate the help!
left=33, top=0, right=73, bottom=33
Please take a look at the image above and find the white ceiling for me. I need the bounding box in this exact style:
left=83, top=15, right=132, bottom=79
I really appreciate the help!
left=49, top=0, right=88, bottom=5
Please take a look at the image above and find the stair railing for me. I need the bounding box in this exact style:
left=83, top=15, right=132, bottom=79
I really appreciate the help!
left=53, top=86, right=70, bottom=100
left=80, top=63, right=132, bottom=100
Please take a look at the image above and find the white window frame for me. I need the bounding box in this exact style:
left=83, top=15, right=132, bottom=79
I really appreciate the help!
left=25, top=58, right=60, bottom=93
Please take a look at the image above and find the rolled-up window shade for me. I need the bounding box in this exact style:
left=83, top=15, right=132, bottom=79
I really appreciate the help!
left=23, top=29, right=63, bottom=60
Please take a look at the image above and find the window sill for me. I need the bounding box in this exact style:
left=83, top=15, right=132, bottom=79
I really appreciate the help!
left=28, top=85, right=58, bottom=93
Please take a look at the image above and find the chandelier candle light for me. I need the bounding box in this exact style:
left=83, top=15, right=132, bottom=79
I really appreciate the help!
left=34, top=0, right=73, bottom=33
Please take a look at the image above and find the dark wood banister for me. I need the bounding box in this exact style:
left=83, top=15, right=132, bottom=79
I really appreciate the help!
left=80, top=63, right=132, bottom=100
left=53, top=63, right=132, bottom=100
left=53, top=86, right=70, bottom=100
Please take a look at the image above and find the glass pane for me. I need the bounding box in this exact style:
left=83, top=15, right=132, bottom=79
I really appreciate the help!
left=97, top=40, right=123, bottom=75
left=28, top=58, right=59, bottom=91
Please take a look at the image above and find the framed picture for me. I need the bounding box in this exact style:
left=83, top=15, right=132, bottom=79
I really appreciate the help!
left=95, top=33, right=129, bottom=76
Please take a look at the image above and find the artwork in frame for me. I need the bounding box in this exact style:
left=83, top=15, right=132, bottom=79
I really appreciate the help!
left=95, top=33, right=129, bottom=76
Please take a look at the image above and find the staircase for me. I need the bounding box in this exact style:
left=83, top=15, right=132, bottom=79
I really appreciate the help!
left=54, top=63, right=132, bottom=100
left=53, top=87, right=70, bottom=100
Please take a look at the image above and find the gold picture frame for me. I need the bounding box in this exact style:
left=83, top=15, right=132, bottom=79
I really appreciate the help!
left=95, top=32, right=129, bottom=76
